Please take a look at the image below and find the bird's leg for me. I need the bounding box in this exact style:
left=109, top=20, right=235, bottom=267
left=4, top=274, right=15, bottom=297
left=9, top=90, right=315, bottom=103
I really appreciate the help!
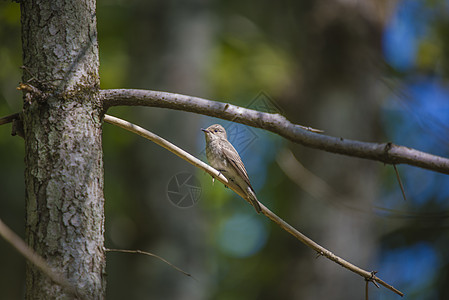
left=214, top=169, right=226, bottom=186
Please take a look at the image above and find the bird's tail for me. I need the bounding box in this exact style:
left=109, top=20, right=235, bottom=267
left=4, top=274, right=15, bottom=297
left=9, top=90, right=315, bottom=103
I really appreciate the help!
left=247, top=188, right=262, bottom=214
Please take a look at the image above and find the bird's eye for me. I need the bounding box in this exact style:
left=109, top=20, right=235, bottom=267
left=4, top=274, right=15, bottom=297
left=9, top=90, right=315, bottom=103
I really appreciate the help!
left=214, top=129, right=218, bottom=132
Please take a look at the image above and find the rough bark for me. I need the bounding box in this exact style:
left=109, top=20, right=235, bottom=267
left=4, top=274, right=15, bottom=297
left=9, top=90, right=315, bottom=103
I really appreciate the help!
left=20, top=0, right=105, bottom=298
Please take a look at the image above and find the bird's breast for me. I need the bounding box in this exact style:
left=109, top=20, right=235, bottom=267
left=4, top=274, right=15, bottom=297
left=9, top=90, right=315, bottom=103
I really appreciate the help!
left=206, top=140, right=229, bottom=170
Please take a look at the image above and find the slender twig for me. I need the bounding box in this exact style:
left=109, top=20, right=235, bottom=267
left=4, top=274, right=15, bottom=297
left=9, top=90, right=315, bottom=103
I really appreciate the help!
left=366, top=279, right=369, bottom=300
left=105, top=248, right=194, bottom=279
left=260, top=201, right=402, bottom=296
left=276, top=148, right=446, bottom=219
left=103, top=114, right=229, bottom=184
left=103, top=114, right=404, bottom=297
left=101, top=89, right=449, bottom=175
left=365, top=271, right=380, bottom=300
left=0, top=113, right=20, bottom=126
left=393, top=164, right=407, bottom=201
left=0, top=218, right=84, bottom=299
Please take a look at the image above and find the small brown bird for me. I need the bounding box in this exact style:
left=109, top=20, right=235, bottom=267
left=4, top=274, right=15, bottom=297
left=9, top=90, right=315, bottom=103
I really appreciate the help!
left=202, top=124, right=262, bottom=213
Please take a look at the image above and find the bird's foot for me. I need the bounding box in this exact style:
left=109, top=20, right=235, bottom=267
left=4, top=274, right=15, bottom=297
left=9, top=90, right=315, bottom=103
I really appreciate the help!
left=213, top=169, right=225, bottom=186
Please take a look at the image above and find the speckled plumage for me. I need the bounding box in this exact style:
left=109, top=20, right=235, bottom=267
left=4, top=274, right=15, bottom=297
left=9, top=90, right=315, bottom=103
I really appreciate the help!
left=202, top=124, right=261, bottom=213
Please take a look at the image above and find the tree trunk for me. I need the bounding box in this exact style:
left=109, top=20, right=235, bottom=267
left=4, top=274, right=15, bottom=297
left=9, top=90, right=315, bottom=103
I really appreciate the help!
left=20, top=0, right=105, bottom=298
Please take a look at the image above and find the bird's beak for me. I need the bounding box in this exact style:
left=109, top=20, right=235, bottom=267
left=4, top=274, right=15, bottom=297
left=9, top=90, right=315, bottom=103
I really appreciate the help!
left=201, top=128, right=209, bottom=133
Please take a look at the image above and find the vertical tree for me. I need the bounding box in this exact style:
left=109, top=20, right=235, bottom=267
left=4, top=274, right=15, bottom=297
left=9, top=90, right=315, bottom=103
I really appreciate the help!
left=20, top=0, right=105, bottom=298
left=2, top=0, right=445, bottom=298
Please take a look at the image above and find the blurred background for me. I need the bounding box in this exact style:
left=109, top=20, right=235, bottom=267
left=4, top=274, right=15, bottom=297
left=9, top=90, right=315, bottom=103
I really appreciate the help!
left=1, top=0, right=449, bottom=299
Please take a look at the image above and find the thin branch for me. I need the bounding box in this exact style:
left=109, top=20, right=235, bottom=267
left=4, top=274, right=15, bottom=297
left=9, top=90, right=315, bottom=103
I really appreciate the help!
left=105, top=248, right=194, bottom=279
left=103, top=114, right=404, bottom=297
left=366, top=280, right=369, bottom=300
left=260, top=201, right=403, bottom=296
left=393, top=164, right=407, bottom=201
left=0, top=113, right=20, bottom=126
left=277, top=148, right=449, bottom=220
left=101, top=89, right=449, bottom=175
left=103, top=114, right=229, bottom=185
left=0, top=218, right=84, bottom=299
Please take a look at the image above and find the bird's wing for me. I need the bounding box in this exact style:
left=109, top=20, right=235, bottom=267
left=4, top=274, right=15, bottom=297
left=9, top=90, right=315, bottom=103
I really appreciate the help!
left=222, top=140, right=253, bottom=189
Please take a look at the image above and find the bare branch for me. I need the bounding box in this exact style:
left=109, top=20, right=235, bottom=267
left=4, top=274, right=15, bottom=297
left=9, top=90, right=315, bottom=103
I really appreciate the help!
left=103, top=114, right=404, bottom=297
left=105, top=248, right=194, bottom=279
left=0, top=218, right=84, bottom=299
left=0, top=113, right=20, bottom=126
left=103, top=114, right=229, bottom=184
left=101, top=89, right=449, bottom=175
left=366, top=280, right=369, bottom=300
left=393, top=164, right=407, bottom=201
left=260, top=201, right=403, bottom=296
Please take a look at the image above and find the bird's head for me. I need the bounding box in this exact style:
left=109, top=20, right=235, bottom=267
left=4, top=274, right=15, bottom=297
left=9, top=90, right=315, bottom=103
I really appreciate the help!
left=201, top=124, right=227, bottom=141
